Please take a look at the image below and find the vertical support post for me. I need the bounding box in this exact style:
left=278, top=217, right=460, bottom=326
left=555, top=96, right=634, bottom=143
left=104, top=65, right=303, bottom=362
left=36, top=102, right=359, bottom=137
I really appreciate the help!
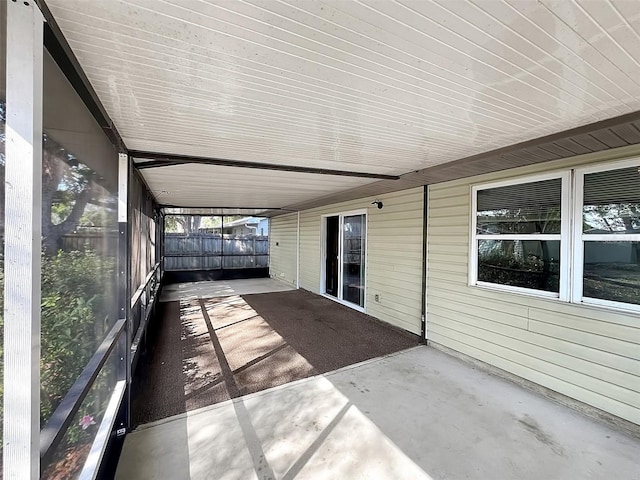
left=159, top=211, right=165, bottom=276
left=3, top=2, right=43, bottom=478
left=296, top=211, right=300, bottom=289
left=221, top=215, right=224, bottom=275
left=116, top=152, right=130, bottom=433
left=421, top=185, right=428, bottom=344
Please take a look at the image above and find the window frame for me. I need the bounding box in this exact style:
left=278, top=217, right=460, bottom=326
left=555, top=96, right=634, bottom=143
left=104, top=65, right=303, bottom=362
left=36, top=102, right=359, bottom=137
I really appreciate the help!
left=572, top=157, right=640, bottom=312
left=320, top=208, right=368, bottom=312
left=470, top=158, right=640, bottom=312
left=469, top=170, right=571, bottom=300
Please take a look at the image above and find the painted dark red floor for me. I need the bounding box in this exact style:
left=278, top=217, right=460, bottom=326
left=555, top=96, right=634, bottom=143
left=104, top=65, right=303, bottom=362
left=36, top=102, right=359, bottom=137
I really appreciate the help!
left=131, top=289, right=418, bottom=427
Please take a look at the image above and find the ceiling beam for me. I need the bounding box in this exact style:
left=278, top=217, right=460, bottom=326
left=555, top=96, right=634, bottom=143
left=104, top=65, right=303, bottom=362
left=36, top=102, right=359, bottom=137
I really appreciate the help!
left=159, top=204, right=293, bottom=210
left=131, top=150, right=400, bottom=180
left=159, top=205, right=297, bottom=217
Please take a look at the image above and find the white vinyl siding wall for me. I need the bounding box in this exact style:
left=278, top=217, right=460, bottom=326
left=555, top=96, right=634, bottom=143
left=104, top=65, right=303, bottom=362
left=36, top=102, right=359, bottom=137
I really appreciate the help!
left=269, top=213, right=298, bottom=287
left=427, top=145, right=640, bottom=425
left=296, top=187, right=424, bottom=334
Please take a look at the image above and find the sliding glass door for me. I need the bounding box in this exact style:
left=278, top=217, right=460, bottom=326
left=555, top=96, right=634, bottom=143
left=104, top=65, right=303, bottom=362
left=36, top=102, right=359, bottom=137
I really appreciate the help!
left=324, top=212, right=366, bottom=308
left=342, top=214, right=366, bottom=307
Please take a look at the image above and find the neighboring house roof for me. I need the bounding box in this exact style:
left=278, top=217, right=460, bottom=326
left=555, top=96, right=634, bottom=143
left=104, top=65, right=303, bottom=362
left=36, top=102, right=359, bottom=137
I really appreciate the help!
left=224, top=217, right=265, bottom=227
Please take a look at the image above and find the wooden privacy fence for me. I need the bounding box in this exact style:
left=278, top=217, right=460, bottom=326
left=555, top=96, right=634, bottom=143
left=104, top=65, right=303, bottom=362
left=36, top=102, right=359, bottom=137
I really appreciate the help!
left=61, top=232, right=119, bottom=256
left=164, top=233, right=269, bottom=271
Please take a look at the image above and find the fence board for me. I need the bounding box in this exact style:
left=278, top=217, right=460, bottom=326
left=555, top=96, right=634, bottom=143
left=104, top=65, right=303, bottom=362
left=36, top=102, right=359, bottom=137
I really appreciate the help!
left=164, top=233, right=268, bottom=271
left=61, top=232, right=118, bottom=256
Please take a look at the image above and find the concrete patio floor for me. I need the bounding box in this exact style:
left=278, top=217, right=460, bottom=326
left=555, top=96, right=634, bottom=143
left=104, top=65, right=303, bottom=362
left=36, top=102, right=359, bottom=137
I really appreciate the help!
left=116, top=346, right=640, bottom=480
left=160, top=278, right=295, bottom=302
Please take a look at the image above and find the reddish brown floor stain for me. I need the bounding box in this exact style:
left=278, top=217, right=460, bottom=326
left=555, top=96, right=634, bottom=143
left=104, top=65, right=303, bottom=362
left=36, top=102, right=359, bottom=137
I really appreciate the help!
left=132, top=289, right=418, bottom=427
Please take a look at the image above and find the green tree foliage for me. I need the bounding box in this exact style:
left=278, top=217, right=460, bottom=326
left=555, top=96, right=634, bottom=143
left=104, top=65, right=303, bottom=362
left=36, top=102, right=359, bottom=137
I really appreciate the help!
left=40, top=250, right=116, bottom=421
left=165, top=215, right=202, bottom=234
left=42, top=135, right=98, bottom=255
left=164, top=215, right=236, bottom=233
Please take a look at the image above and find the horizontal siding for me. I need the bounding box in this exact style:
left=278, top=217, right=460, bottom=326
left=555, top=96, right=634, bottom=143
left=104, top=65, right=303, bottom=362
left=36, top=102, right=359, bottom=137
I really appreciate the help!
left=269, top=213, right=298, bottom=287
left=299, top=210, right=323, bottom=293
left=429, top=327, right=640, bottom=423
left=427, top=151, right=640, bottom=425
left=298, top=187, right=423, bottom=334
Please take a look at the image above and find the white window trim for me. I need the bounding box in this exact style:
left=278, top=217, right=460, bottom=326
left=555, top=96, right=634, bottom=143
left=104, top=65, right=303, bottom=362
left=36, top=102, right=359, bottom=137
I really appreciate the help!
left=470, top=157, right=640, bottom=313
left=469, top=171, right=570, bottom=300
left=572, top=157, right=640, bottom=313
left=475, top=281, right=560, bottom=298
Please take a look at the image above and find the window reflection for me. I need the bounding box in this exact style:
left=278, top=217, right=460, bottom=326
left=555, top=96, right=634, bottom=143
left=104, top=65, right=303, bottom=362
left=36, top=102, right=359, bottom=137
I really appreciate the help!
left=583, top=241, right=640, bottom=305
left=342, top=214, right=365, bottom=307
left=581, top=166, right=640, bottom=306
left=477, top=179, right=562, bottom=235
left=583, top=167, right=640, bottom=234
left=478, top=239, right=560, bottom=293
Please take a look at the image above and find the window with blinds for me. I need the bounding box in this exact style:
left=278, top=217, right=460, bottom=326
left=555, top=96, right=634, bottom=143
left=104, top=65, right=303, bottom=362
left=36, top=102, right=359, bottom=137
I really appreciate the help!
left=476, top=178, right=562, bottom=235
left=574, top=162, right=640, bottom=308
left=582, top=166, right=640, bottom=234
left=470, top=157, right=640, bottom=312
left=471, top=174, right=567, bottom=296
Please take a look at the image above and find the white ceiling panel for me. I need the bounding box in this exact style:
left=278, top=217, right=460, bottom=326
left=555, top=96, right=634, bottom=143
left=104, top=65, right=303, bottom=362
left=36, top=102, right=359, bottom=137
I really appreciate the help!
left=46, top=0, right=640, bottom=209
left=139, top=163, right=372, bottom=208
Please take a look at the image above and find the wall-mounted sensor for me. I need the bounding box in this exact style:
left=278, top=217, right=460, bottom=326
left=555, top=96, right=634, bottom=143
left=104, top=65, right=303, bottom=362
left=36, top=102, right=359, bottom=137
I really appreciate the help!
left=371, top=199, right=383, bottom=209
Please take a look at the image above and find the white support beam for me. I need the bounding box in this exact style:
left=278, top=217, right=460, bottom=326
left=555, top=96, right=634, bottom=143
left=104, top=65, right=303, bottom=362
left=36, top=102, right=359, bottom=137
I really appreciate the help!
left=118, top=153, right=128, bottom=223
left=116, top=152, right=131, bottom=430
left=3, top=1, right=44, bottom=479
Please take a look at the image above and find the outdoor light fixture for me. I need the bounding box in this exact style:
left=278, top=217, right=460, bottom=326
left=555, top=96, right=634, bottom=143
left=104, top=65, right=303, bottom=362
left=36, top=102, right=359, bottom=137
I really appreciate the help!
left=371, top=199, right=383, bottom=209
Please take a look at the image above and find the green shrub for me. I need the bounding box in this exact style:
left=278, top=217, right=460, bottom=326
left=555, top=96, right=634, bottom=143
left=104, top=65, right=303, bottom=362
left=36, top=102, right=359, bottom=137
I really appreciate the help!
left=0, top=249, right=116, bottom=454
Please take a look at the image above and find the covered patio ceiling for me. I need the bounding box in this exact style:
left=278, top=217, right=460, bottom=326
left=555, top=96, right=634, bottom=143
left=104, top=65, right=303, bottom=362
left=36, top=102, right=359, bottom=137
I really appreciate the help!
left=44, top=0, right=640, bottom=213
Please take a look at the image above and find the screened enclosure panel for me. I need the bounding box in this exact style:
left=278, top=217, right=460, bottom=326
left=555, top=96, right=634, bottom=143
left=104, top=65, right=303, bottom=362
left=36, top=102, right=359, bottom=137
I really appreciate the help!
left=40, top=48, right=120, bottom=477
left=131, top=171, right=156, bottom=294
left=163, top=215, right=269, bottom=273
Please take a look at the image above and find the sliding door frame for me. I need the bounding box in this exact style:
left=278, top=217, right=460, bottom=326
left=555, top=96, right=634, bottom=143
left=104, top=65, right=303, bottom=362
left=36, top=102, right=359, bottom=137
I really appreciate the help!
left=320, top=209, right=368, bottom=312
